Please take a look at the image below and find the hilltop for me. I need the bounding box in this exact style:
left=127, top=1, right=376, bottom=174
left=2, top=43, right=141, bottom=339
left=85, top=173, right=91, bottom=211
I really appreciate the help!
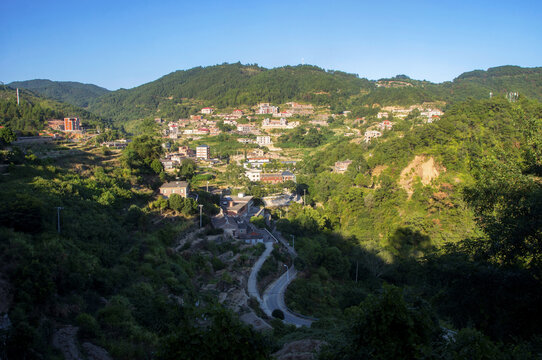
left=8, top=64, right=542, bottom=124
left=8, top=79, right=110, bottom=108
left=85, top=63, right=542, bottom=122
left=0, top=85, right=110, bottom=132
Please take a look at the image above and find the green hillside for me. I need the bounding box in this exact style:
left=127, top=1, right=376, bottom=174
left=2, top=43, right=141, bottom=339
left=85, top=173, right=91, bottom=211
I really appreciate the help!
left=446, top=65, right=542, bottom=102
left=1, top=65, right=542, bottom=358
left=87, top=63, right=373, bottom=122
left=0, top=85, right=110, bottom=132
left=84, top=63, right=542, bottom=123
left=8, top=79, right=110, bottom=108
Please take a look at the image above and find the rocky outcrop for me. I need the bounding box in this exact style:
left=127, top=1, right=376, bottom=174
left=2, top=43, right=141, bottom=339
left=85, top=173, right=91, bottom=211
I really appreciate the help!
left=272, top=339, right=326, bottom=360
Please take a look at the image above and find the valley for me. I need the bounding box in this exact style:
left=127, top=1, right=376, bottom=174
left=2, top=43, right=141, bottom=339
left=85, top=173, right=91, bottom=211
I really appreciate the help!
left=1, top=63, right=542, bottom=359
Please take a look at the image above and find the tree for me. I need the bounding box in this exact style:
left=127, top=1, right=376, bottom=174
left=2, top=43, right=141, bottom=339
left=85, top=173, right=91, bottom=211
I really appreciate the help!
left=178, top=159, right=196, bottom=180
left=156, top=307, right=270, bottom=360
left=0, top=127, right=16, bottom=147
left=343, top=285, right=440, bottom=360
left=151, top=158, right=163, bottom=174
left=122, top=135, right=162, bottom=170
left=272, top=309, right=285, bottom=320
left=168, top=194, right=184, bottom=213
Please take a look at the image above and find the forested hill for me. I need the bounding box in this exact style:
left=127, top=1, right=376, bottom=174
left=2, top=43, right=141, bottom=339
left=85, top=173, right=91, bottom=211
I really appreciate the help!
left=0, top=85, right=110, bottom=132
left=8, top=79, right=110, bottom=108
left=9, top=64, right=541, bottom=123
left=447, top=65, right=542, bottom=101
left=84, top=63, right=542, bottom=122
left=87, top=63, right=372, bottom=122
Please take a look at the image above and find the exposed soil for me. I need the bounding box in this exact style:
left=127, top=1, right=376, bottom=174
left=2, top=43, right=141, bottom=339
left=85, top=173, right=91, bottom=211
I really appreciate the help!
left=371, top=165, right=388, bottom=177
left=399, top=155, right=445, bottom=198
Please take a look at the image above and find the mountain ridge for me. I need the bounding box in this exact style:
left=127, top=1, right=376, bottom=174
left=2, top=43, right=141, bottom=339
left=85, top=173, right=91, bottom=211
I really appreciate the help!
left=8, top=63, right=542, bottom=122
left=8, top=79, right=110, bottom=108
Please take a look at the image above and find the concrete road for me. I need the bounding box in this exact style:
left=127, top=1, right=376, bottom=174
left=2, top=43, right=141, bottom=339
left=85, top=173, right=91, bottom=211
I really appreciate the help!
left=247, top=241, right=274, bottom=302
left=262, top=267, right=313, bottom=327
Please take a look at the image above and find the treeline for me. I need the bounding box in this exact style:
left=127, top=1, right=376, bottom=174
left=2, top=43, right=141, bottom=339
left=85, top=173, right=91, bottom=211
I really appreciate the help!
left=83, top=63, right=542, bottom=123
left=8, top=79, right=110, bottom=108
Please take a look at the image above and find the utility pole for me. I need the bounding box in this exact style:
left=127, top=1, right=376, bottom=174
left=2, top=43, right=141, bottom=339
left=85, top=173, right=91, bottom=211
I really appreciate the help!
left=199, top=205, right=203, bottom=228
left=290, top=234, right=295, bottom=250
left=56, top=207, right=64, bottom=234
left=283, top=264, right=289, bottom=282
left=303, top=189, right=306, bottom=205
left=207, top=181, right=209, bottom=192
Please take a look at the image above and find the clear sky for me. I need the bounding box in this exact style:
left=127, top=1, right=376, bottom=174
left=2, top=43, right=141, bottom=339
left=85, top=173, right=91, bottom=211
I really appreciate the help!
left=1, top=0, right=541, bottom=90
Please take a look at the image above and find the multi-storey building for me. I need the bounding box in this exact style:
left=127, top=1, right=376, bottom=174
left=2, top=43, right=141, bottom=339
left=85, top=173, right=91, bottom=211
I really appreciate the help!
left=196, top=144, right=210, bottom=159
left=64, top=117, right=80, bottom=131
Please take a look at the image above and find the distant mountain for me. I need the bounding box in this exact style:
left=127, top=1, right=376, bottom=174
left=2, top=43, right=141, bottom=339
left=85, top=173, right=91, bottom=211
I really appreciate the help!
left=447, top=65, right=542, bottom=101
left=82, top=63, right=542, bottom=122
left=8, top=79, right=110, bottom=108
left=0, top=85, right=110, bottom=132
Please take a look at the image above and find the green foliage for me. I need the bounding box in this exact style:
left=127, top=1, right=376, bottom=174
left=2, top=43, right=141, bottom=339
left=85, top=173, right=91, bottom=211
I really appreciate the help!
left=271, top=309, right=285, bottom=320
left=178, top=158, right=196, bottom=180
left=122, top=135, right=162, bottom=171
left=277, top=126, right=334, bottom=148
left=167, top=194, right=198, bottom=216
left=0, top=193, right=45, bottom=233
left=150, top=158, right=163, bottom=174
left=0, top=126, right=16, bottom=147
left=76, top=313, right=100, bottom=340
left=88, top=63, right=372, bottom=122
left=250, top=215, right=267, bottom=229
left=0, top=85, right=110, bottom=131
left=339, top=285, right=440, bottom=360
left=156, top=307, right=271, bottom=360
left=9, top=79, right=110, bottom=108
left=442, top=328, right=502, bottom=360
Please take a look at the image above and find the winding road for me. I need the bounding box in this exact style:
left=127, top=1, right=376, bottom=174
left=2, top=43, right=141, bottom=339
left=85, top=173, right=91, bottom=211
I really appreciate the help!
left=247, top=241, right=274, bottom=302
left=246, top=228, right=314, bottom=327
left=262, top=267, right=313, bottom=327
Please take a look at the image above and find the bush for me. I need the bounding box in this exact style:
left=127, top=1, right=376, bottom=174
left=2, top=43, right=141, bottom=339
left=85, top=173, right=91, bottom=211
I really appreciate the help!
left=76, top=313, right=100, bottom=340
left=272, top=309, right=284, bottom=320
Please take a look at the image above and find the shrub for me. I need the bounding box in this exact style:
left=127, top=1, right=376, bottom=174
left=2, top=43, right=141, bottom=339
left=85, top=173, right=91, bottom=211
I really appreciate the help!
left=272, top=309, right=285, bottom=320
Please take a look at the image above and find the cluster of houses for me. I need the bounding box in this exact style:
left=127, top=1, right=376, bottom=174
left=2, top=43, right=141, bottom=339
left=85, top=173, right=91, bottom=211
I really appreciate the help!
left=377, top=105, right=443, bottom=123
left=160, top=144, right=212, bottom=171
left=212, top=193, right=266, bottom=244
left=160, top=102, right=318, bottom=141
left=262, top=118, right=299, bottom=129
left=244, top=169, right=296, bottom=184
left=165, top=118, right=222, bottom=139
left=157, top=179, right=266, bottom=245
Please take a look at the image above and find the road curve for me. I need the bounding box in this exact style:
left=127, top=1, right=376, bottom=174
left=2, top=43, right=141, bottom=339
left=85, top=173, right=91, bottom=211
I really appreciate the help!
left=247, top=241, right=274, bottom=302
left=262, top=267, right=313, bottom=327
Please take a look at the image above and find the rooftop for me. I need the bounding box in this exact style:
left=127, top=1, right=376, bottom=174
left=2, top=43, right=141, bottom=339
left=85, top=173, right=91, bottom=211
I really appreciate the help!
left=160, top=181, right=189, bottom=188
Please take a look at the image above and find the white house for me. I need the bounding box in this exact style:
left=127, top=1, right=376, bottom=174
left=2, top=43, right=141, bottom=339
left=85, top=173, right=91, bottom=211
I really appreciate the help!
left=364, top=130, right=382, bottom=143
left=245, top=169, right=262, bottom=182
left=256, top=136, right=272, bottom=146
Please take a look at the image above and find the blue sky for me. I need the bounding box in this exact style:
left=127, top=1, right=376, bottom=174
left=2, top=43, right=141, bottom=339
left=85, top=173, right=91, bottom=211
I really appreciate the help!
left=1, top=0, right=541, bottom=90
